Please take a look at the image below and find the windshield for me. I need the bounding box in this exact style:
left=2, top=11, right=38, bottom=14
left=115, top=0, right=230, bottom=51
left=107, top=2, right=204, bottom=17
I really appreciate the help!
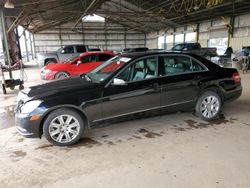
left=56, top=47, right=63, bottom=52
left=87, top=56, right=131, bottom=83
left=173, top=44, right=185, bottom=50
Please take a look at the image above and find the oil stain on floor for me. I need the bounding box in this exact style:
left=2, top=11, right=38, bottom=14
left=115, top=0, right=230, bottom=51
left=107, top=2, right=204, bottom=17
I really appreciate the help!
left=10, top=150, right=27, bottom=158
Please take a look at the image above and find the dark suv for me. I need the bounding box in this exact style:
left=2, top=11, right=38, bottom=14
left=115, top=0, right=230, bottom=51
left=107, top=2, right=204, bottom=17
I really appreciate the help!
left=16, top=52, right=242, bottom=146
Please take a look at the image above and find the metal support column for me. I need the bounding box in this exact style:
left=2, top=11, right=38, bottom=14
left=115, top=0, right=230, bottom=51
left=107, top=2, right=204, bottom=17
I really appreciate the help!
left=124, top=28, right=127, bottom=48
left=32, top=34, right=36, bottom=58
left=104, top=21, right=107, bottom=50
left=15, top=27, right=22, bottom=60
left=29, top=32, right=34, bottom=60
left=23, top=29, right=29, bottom=62
left=59, top=25, right=62, bottom=47
left=0, top=8, right=12, bottom=78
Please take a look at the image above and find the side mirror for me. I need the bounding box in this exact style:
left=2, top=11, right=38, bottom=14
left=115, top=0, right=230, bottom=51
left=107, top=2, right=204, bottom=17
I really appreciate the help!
left=112, top=78, right=127, bottom=86
left=183, top=47, right=188, bottom=51
left=77, top=60, right=82, bottom=66
left=61, top=49, right=65, bottom=54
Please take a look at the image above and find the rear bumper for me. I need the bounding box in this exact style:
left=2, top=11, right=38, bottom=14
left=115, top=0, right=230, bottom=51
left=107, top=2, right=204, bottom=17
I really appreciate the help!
left=15, top=113, right=41, bottom=138
left=223, top=85, right=242, bottom=103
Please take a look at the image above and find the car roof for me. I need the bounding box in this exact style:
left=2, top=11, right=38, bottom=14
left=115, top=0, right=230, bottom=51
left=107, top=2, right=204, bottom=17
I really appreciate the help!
left=120, top=51, right=220, bottom=70
left=80, top=51, right=114, bottom=56
left=120, top=51, right=190, bottom=59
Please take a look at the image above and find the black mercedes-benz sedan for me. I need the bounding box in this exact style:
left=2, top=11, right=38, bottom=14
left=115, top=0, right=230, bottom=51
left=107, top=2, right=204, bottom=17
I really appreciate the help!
left=15, top=52, right=242, bottom=146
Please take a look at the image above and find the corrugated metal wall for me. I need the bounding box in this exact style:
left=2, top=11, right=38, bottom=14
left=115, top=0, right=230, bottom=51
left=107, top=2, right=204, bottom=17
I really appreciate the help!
left=34, top=21, right=146, bottom=53
left=33, top=13, right=250, bottom=54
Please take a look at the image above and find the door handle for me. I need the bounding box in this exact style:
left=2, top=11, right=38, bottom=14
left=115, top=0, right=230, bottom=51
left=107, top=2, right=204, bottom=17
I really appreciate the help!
left=152, top=83, right=160, bottom=91
left=195, top=75, right=202, bottom=80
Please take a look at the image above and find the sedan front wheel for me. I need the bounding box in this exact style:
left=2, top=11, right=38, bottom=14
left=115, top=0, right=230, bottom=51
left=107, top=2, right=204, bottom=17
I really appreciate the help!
left=43, top=108, right=84, bottom=146
left=55, top=72, right=70, bottom=79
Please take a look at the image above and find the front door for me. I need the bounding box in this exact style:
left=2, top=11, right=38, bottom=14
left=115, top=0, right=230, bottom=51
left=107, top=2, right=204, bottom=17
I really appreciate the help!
left=101, top=56, right=161, bottom=120
left=58, top=46, right=76, bottom=63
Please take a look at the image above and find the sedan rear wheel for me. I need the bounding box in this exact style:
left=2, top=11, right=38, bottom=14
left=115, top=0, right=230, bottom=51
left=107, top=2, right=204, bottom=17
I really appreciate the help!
left=55, top=72, right=70, bottom=79
left=195, top=91, right=221, bottom=121
left=43, top=109, right=84, bottom=146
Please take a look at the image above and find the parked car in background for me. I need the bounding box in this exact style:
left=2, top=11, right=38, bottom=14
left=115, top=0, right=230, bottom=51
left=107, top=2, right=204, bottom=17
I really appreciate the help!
left=37, top=45, right=89, bottom=66
left=122, top=47, right=149, bottom=54
left=231, top=46, right=250, bottom=70
left=16, top=51, right=242, bottom=146
left=215, top=47, right=234, bottom=68
left=88, top=48, right=102, bottom=52
left=40, top=51, right=115, bottom=80
left=172, top=43, right=217, bottom=59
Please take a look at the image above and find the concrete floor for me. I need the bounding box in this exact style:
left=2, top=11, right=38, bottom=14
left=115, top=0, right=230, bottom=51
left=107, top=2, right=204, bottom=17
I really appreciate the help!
left=0, top=63, right=250, bottom=188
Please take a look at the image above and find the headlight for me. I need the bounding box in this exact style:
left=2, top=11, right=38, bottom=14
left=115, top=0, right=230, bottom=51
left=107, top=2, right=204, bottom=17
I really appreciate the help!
left=16, top=88, right=31, bottom=103
left=21, top=100, right=42, bottom=114
left=41, top=68, right=52, bottom=74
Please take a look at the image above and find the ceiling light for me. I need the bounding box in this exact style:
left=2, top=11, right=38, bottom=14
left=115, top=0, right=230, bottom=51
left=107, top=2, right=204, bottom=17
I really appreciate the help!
left=4, top=0, right=14, bottom=9
left=193, top=6, right=200, bottom=10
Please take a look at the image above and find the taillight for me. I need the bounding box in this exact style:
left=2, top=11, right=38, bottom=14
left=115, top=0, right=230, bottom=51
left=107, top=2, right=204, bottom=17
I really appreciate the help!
left=232, top=72, right=241, bottom=83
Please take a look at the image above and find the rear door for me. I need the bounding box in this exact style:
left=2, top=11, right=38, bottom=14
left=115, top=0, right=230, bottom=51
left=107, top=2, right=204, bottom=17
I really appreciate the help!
left=160, top=54, right=207, bottom=108
left=75, top=45, right=87, bottom=55
left=101, top=56, right=161, bottom=120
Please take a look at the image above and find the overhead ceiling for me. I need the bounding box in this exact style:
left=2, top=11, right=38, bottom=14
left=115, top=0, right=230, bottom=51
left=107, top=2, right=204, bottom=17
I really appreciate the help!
left=1, top=0, right=250, bottom=33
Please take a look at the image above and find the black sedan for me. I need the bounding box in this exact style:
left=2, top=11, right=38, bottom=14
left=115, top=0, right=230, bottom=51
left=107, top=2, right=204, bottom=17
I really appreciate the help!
left=15, top=52, right=242, bottom=146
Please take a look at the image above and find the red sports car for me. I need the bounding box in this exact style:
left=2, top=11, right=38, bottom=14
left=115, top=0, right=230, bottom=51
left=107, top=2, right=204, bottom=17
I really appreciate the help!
left=40, top=51, right=115, bottom=80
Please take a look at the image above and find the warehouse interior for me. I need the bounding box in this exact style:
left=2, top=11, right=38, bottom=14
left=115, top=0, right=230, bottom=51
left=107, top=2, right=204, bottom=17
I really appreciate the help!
left=1, top=0, right=250, bottom=187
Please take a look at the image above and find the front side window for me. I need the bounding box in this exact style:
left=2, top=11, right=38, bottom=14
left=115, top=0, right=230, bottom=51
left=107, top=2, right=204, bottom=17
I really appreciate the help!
left=62, top=46, right=74, bottom=54
left=116, top=56, right=158, bottom=82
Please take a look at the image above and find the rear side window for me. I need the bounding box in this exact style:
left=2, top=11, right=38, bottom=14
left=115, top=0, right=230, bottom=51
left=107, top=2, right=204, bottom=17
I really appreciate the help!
left=76, top=45, right=87, bottom=53
left=98, top=54, right=113, bottom=61
left=163, top=55, right=205, bottom=75
left=192, top=59, right=205, bottom=71
left=80, top=55, right=97, bottom=63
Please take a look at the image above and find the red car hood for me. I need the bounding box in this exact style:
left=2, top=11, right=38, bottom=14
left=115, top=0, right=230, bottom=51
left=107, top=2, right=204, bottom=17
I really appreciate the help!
left=44, top=63, right=72, bottom=72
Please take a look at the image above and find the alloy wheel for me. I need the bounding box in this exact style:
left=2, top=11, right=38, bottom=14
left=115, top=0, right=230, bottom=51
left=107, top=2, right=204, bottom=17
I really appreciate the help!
left=200, top=96, right=220, bottom=118
left=48, top=114, right=80, bottom=143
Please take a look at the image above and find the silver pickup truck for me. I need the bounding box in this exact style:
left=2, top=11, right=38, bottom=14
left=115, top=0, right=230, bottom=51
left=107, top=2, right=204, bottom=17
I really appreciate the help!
left=37, top=45, right=89, bottom=66
left=172, top=43, right=217, bottom=59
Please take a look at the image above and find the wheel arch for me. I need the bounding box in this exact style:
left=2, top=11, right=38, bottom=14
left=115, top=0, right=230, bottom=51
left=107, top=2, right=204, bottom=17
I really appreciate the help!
left=197, top=85, right=224, bottom=104
left=39, top=105, right=90, bottom=138
left=44, top=58, right=57, bottom=66
left=54, top=71, right=71, bottom=79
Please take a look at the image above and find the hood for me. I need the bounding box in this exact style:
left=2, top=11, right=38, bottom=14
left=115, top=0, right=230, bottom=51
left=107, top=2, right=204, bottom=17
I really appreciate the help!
left=26, top=76, right=99, bottom=99
left=38, top=52, right=57, bottom=57
left=44, top=63, right=71, bottom=71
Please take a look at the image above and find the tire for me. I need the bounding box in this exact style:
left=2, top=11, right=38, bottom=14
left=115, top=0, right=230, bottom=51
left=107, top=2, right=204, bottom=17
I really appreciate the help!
left=55, top=72, right=70, bottom=79
left=195, top=91, right=222, bottom=121
left=19, top=85, right=24, bottom=90
left=43, top=108, right=85, bottom=146
left=45, top=60, right=56, bottom=66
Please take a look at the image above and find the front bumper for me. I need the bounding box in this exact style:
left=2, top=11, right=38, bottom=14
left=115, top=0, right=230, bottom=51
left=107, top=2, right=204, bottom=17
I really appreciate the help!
left=15, top=113, right=41, bottom=138
left=40, top=70, right=56, bottom=80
